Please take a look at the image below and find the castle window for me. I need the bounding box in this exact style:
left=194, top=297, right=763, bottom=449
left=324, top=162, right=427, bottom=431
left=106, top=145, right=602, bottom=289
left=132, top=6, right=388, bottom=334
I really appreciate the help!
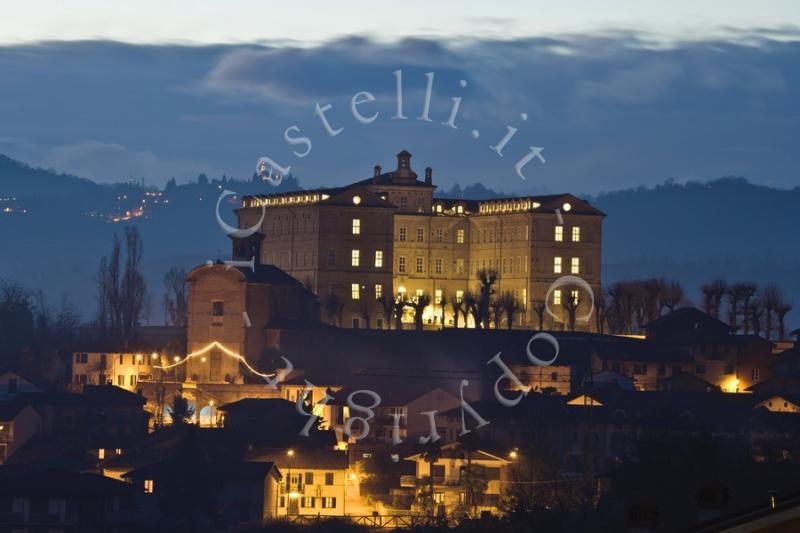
left=375, top=284, right=383, bottom=299
left=456, top=290, right=464, bottom=303
left=553, top=289, right=562, bottom=305
left=327, top=250, right=336, bottom=267
left=572, top=226, right=581, bottom=242
left=571, top=257, right=580, bottom=274
left=553, top=257, right=562, bottom=274
left=457, top=229, right=465, bottom=244
left=351, top=284, right=360, bottom=300
left=399, top=197, right=408, bottom=211
left=352, top=218, right=361, bottom=235
left=435, top=228, right=443, bottom=242
left=416, top=256, right=424, bottom=273
left=399, top=227, right=407, bottom=241
left=555, top=225, right=563, bottom=242
left=351, top=249, right=360, bottom=267
left=399, top=256, right=407, bottom=273
left=435, top=258, right=443, bottom=274
left=571, top=289, right=580, bottom=304
left=212, top=301, right=224, bottom=317
left=416, top=227, right=424, bottom=242
left=456, top=258, right=465, bottom=273
left=435, top=289, right=442, bottom=304
left=375, top=250, right=383, bottom=268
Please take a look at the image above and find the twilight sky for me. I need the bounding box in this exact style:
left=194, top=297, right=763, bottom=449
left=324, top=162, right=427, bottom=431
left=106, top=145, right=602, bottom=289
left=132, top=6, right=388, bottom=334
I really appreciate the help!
left=0, top=1, right=799, bottom=194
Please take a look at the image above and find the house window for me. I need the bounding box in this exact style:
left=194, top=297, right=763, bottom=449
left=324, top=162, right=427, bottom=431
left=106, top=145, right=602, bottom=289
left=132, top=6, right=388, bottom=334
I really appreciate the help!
left=435, top=290, right=442, bottom=305
left=435, top=228, right=443, bottom=242
left=302, top=497, right=316, bottom=508
left=433, top=492, right=445, bottom=504
left=752, top=368, right=760, bottom=382
left=551, top=372, right=558, bottom=381
left=351, top=284, right=360, bottom=300
left=351, top=249, right=360, bottom=267
left=553, top=257, right=562, bottom=274
left=456, top=290, right=464, bottom=303
left=352, top=218, right=361, bottom=235
left=279, top=496, right=286, bottom=508
left=399, top=256, right=407, bottom=273
left=129, top=375, right=136, bottom=386
left=375, top=284, right=383, bottom=299
left=117, top=375, right=124, bottom=386
left=325, top=472, right=334, bottom=485
left=321, top=496, right=337, bottom=508
left=572, top=226, right=581, bottom=242
left=553, top=289, right=562, bottom=305
left=457, top=229, right=465, bottom=244
left=212, top=301, right=224, bottom=317
left=571, top=257, right=580, bottom=274
left=555, top=225, right=563, bottom=242
left=417, top=227, right=424, bottom=242
left=76, top=353, right=88, bottom=364
left=144, top=479, right=154, bottom=493
left=435, top=258, right=443, bottom=274
left=304, top=472, right=314, bottom=485
left=399, top=227, right=407, bottom=241
left=374, top=250, right=384, bottom=268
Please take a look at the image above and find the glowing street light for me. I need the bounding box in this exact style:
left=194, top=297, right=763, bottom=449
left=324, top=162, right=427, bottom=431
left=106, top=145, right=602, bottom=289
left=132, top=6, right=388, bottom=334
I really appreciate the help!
left=509, top=449, right=519, bottom=460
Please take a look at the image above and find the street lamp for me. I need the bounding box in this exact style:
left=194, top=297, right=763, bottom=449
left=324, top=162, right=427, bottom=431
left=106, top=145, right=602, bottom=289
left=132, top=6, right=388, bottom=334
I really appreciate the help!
left=509, top=449, right=518, bottom=460
left=286, top=449, right=296, bottom=515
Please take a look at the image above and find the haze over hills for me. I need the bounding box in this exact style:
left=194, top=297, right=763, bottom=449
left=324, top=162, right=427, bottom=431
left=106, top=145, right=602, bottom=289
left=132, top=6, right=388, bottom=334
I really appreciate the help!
left=1, top=154, right=798, bottom=329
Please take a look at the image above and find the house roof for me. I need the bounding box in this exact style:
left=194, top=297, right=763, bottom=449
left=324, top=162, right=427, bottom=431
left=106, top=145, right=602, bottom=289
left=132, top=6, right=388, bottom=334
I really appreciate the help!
left=244, top=446, right=348, bottom=470
left=643, top=307, right=736, bottom=344
left=22, top=385, right=147, bottom=407
left=0, top=397, right=39, bottom=420
left=124, top=456, right=279, bottom=481
left=0, top=465, right=134, bottom=496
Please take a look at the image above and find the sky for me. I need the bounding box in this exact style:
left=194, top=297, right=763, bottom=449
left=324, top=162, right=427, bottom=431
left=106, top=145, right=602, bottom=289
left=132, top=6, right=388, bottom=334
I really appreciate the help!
left=0, top=1, right=799, bottom=194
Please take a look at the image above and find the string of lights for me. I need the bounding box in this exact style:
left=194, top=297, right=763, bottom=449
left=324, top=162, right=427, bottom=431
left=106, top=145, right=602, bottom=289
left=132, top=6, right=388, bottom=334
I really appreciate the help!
left=152, top=340, right=276, bottom=381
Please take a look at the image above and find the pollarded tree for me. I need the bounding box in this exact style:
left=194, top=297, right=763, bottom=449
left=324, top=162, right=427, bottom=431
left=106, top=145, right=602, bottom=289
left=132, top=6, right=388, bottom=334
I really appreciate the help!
left=409, top=292, right=431, bottom=330
left=477, top=269, right=499, bottom=328
left=377, top=293, right=394, bottom=330
left=499, top=291, right=522, bottom=330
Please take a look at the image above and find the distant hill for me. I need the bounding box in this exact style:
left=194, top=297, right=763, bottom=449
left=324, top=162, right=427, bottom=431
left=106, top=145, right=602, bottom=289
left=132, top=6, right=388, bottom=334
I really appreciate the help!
left=1, top=154, right=798, bottom=329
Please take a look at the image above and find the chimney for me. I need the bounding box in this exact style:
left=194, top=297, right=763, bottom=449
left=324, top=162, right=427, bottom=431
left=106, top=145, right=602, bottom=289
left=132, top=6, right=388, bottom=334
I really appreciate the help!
left=425, top=167, right=433, bottom=185
left=373, top=165, right=381, bottom=183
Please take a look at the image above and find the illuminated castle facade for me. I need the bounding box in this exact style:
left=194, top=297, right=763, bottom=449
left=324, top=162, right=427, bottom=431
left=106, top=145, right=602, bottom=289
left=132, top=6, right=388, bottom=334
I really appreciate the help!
left=235, top=151, right=605, bottom=331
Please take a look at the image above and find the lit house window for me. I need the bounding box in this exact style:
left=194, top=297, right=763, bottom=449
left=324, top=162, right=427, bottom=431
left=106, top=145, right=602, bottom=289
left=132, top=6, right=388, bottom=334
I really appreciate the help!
left=417, top=227, right=424, bottom=242
left=553, top=289, right=562, bottom=305
left=375, top=250, right=383, bottom=268
left=456, top=290, right=464, bottom=303
left=399, top=227, right=407, bottom=241
left=351, top=283, right=360, bottom=300
left=416, top=256, right=424, bottom=273
left=457, top=229, right=465, bottom=244
left=144, top=479, right=154, bottom=494
left=572, top=226, right=581, bottom=242
left=555, top=225, right=563, bottom=242
left=571, top=289, right=580, bottom=304
left=435, top=258, right=443, bottom=274
left=435, top=289, right=442, bottom=304
left=352, top=218, right=361, bottom=235
left=571, top=257, right=580, bottom=274
left=375, top=284, right=383, bottom=299
left=399, top=256, right=407, bottom=273
left=351, top=249, right=360, bottom=267
left=553, top=257, right=562, bottom=274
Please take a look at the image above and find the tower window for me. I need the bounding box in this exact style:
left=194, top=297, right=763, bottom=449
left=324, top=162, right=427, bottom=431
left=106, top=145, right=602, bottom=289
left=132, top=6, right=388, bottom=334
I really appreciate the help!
left=375, top=284, right=383, bottom=299
left=553, top=289, right=562, bottom=305
left=212, top=301, right=224, bottom=316
left=435, top=258, right=443, bottom=274
left=416, top=256, right=424, bottom=273
left=416, top=227, right=424, bottom=242
left=555, top=225, right=563, bottom=242
left=375, top=250, right=383, bottom=268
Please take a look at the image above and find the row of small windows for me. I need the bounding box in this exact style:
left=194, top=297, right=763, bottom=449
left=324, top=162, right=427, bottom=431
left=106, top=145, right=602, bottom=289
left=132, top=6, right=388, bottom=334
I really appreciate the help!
left=349, top=250, right=384, bottom=268
left=398, top=227, right=466, bottom=244
left=554, top=225, right=581, bottom=242
left=552, top=289, right=580, bottom=305
left=553, top=257, right=580, bottom=274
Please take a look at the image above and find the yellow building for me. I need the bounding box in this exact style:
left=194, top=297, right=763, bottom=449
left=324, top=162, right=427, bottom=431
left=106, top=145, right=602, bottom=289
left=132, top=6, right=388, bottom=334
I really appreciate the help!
left=237, top=150, right=605, bottom=331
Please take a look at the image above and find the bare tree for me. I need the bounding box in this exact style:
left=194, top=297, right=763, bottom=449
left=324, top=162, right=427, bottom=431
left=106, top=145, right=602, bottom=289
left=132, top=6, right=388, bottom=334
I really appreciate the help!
left=448, top=293, right=463, bottom=328
left=476, top=269, right=498, bottom=329
left=463, top=290, right=479, bottom=329
left=358, top=298, right=372, bottom=329
left=761, top=284, right=782, bottom=340
left=377, top=294, right=394, bottom=330
left=392, top=293, right=408, bottom=330
left=409, top=292, right=431, bottom=330
left=490, top=298, right=504, bottom=329
left=499, top=291, right=521, bottom=330
left=163, top=267, right=188, bottom=327
left=533, top=300, right=546, bottom=331
left=323, top=291, right=344, bottom=327
left=660, top=279, right=685, bottom=315
left=740, top=282, right=758, bottom=333
left=776, top=303, right=793, bottom=340
left=726, top=283, right=749, bottom=330
left=561, top=289, right=580, bottom=332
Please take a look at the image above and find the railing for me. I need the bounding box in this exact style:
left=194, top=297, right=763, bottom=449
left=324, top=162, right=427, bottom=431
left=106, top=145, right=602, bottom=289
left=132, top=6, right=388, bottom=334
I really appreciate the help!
left=287, top=514, right=455, bottom=529
left=399, top=475, right=416, bottom=487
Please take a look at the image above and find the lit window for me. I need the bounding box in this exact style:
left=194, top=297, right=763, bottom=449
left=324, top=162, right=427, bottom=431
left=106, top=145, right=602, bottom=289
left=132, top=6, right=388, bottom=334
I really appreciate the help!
left=563, top=202, right=572, bottom=212
left=98, top=448, right=105, bottom=460
left=144, top=479, right=154, bottom=494
left=352, top=218, right=361, bottom=235
left=553, top=257, right=562, bottom=274
left=415, top=289, right=424, bottom=298
left=417, top=227, right=424, bottom=242
left=351, top=249, right=360, bottom=267
left=416, top=256, right=424, bottom=273
left=456, top=290, right=464, bottom=303
left=571, top=257, right=580, bottom=274
left=351, top=283, right=360, bottom=300
left=457, top=229, right=465, bottom=244
left=375, top=250, right=383, bottom=268
left=435, top=289, right=442, bottom=304
left=571, top=289, right=580, bottom=304
left=554, top=225, right=563, bottom=242
left=399, top=227, right=407, bottom=241
left=554, top=289, right=562, bottom=305
left=399, top=256, right=407, bottom=273
left=572, top=226, right=581, bottom=242
left=212, top=300, right=224, bottom=316
left=435, top=258, right=443, bottom=274
left=456, top=258, right=464, bottom=273
left=375, top=284, right=383, bottom=299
